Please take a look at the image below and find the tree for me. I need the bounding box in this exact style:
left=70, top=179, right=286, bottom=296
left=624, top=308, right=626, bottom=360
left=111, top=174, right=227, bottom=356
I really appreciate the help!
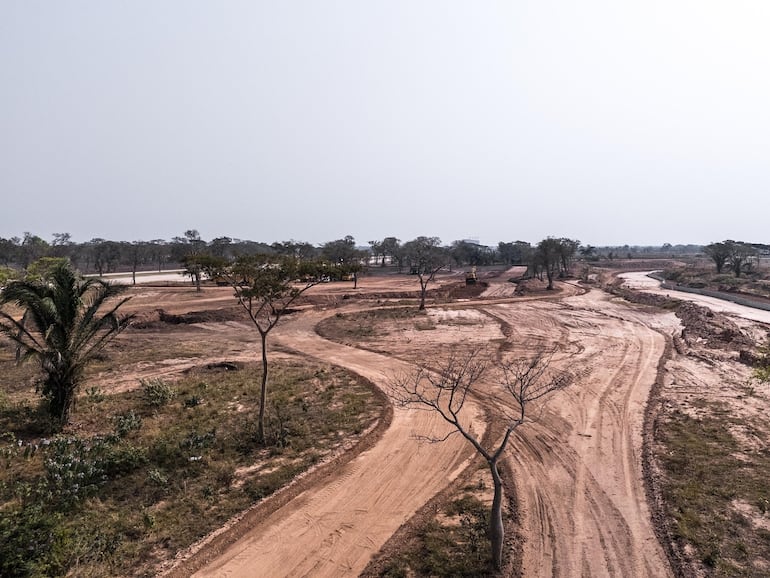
left=181, top=254, right=207, bottom=292
left=88, top=238, right=121, bottom=275
left=403, top=237, right=448, bottom=310
left=529, top=237, right=578, bottom=288
left=123, top=241, right=150, bottom=285
left=320, top=236, right=366, bottom=288
left=726, top=240, right=757, bottom=278
left=0, top=237, right=20, bottom=267
left=148, top=239, right=168, bottom=272
left=392, top=348, right=570, bottom=569
left=497, top=241, right=532, bottom=266
left=579, top=245, right=597, bottom=259
left=19, top=233, right=49, bottom=269
left=368, top=240, right=383, bottom=266
left=174, top=230, right=208, bottom=291
left=202, top=254, right=326, bottom=443
left=270, top=240, right=316, bottom=261
left=704, top=242, right=731, bottom=274
left=50, top=233, right=75, bottom=264
left=378, top=237, right=404, bottom=270
left=0, top=263, right=132, bottom=429
left=450, top=240, right=493, bottom=268
left=209, top=236, right=233, bottom=259
left=532, top=238, right=562, bottom=290
left=320, top=235, right=362, bottom=265
left=556, top=238, right=580, bottom=275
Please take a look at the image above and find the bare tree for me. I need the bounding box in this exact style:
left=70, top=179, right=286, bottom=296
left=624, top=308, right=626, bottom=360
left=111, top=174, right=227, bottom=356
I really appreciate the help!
left=392, top=348, right=570, bottom=569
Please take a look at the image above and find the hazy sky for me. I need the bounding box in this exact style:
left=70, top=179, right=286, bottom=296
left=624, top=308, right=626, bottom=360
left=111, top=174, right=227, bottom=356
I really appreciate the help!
left=2, top=1, right=769, bottom=247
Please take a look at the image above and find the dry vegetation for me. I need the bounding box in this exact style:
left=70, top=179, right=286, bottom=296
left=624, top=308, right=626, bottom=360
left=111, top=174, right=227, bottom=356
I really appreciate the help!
left=0, top=326, right=384, bottom=577
left=662, top=261, right=770, bottom=303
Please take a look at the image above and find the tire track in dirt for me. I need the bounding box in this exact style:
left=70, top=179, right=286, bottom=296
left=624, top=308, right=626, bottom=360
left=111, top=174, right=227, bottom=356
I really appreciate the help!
left=484, top=290, right=673, bottom=577
left=153, top=281, right=672, bottom=576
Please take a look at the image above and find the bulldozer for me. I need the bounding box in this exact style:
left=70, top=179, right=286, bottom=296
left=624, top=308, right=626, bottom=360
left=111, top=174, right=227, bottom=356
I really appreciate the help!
left=465, top=266, right=478, bottom=285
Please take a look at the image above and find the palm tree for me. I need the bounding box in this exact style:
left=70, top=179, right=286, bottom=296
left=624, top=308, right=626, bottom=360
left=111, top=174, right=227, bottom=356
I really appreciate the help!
left=0, top=263, right=132, bottom=429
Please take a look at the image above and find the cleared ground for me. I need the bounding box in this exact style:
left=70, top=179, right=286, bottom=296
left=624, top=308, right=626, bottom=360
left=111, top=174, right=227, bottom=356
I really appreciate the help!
left=29, top=267, right=764, bottom=576
left=162, top=270, right=677, bottom=577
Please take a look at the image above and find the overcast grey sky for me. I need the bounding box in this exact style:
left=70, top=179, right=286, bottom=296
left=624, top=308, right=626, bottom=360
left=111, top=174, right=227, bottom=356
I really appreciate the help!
left=1, top=1, right=768, bottom=247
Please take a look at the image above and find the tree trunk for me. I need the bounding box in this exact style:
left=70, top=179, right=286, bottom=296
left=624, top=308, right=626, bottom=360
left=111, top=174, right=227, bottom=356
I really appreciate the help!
left=258, top=331, right=269, bottom=443
left=48, top=378, right=75, bottom=431
left=489, top=459, right=505, bottom=570
left=418, top=278, right=428, bottom=310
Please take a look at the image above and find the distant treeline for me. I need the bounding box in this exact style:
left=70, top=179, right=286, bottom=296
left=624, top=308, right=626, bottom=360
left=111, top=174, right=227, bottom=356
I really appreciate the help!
left=0, top=230, right=738, bottom=277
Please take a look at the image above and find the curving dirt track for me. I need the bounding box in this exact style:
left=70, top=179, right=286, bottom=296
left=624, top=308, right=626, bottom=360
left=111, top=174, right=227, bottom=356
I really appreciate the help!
left=185, top=308, right=486, bottom=578
left=161, top=277, right=675, bottom=577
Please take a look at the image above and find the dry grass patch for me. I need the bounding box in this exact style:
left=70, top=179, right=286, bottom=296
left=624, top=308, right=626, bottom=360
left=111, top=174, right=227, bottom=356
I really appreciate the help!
left=657, top=401, right=770, bottom=576
left=365, top=464, right=500, bottom=578
left=0, top=360, right=385, bottom=577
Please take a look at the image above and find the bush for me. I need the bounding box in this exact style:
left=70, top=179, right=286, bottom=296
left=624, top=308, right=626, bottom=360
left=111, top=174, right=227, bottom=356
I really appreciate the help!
left=141, top=378, right=176, bottom=407
left=98, top=443, right=148, bottom=477
left=0, top=503, right=69, bottom=577
left=43, top=436, right=105, bottom=508
left=113, top=410, right=142, bottom=438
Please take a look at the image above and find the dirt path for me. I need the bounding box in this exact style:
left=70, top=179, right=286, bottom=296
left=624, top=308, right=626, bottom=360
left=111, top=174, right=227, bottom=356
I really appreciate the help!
left=186, top=307, right=486, bottom=578
left=144, top=279, right=675, bottom=577
left=485, top=291, right=675, bottom=577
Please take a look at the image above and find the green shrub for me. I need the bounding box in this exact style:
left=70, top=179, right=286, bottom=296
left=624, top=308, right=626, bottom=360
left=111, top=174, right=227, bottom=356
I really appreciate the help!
left=0, top=503, right=70, bottom=577
left=180, top=429, right=216, bottom=451
left=43, top=436, right=105, bottom=508
left=98, top=443, right=148, bottom=477
left=146, top=468, right=169, bottom=487
left=183, top=395, right=201, bottom=408
left=113, top=410, right=142, bottom=438
left=140, top=378, right=176, bottom=407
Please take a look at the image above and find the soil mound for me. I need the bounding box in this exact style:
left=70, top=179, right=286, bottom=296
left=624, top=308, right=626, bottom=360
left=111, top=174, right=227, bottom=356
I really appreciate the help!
left=131, top=308, right=246, bottom=328
left=676, top=302, right=753, bottom=350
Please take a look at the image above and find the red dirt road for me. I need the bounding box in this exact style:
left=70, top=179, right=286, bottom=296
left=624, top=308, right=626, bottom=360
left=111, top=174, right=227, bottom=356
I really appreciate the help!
left=187, top=308, right=485, bottom=578
left=166, top=279, right=675, bottom=577
left=486, top=291, right=674, bottom=577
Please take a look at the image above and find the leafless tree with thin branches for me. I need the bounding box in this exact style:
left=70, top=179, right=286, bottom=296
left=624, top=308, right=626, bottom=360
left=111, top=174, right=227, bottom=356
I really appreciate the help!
left=391, top=347, right=571, bottom=570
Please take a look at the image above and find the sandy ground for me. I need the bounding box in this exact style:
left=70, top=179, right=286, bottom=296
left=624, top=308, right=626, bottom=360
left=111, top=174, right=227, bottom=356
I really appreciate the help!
left=485, top=292, right=676, bottom=577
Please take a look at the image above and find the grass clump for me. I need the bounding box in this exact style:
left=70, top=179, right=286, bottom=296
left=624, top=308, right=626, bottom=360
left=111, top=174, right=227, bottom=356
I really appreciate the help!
left=141, top=378, right=177, bottom=407
left=373, top=492, right=495, bottom=577
left=657, top=404, right=770, bottom=575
